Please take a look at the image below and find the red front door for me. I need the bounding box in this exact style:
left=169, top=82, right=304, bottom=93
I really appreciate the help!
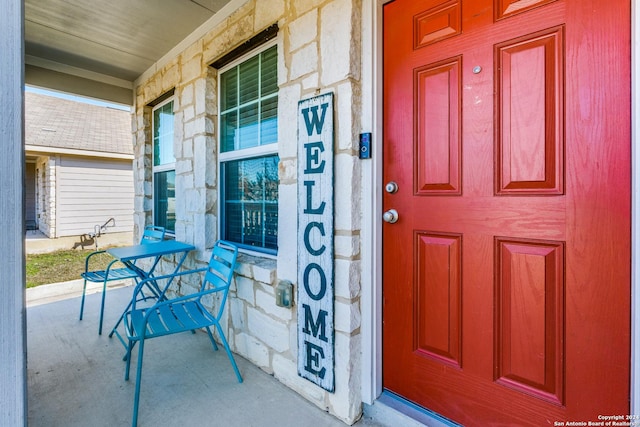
left=382, top=1, right=630, bottom=425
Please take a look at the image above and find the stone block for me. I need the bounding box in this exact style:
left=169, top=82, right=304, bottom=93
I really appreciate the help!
left=334, top=299, right=361, bottom=334
left=162, top=62, right=180, bottom=92
left=194, top=78, right=209, bottom=116
left=257, top=281, right=275, bottom=296
left=193, top=214, right=206, bottom=248
left=174, top=111, right=184, bottom=143
left=327, top=333, right=362, bottom=424
left=185, top=188, right=203, bottom=213
left=181, top=53, right=203, bottom=83
left=181, top=40, right=203, bottom=64
left=183, top=105, right=195, bottom=123
left=235, top=259, right=254, bottom=279
left=175, top=159, right=193, bottom=175
left=205, top=186, right=218, bottom=212
left=247, top=307, right=290, bottom=352
left=235, top=332, right=271, bottom=370
left=193, top=146, right=206, bottom=189
left=336, top=81, right=356, bottom=151
left=230, top=297, right=246, bottom=330
left=335, top=234, right=360, bottom=259
left=288, top=9, right=317, bottom=51
left=253, top=261, right=275, bottom=285
left=256, top=289, right=293, bottom=321
left=276, top=184, right=297, bottom=281
left=292, top=0, right=320, bottom=16
left=184, top=116, right=203, bottom=139
left=302, top=73, right=319, bottom=91
left=334, top=259, right=360, bottom=299
left=204, top=213, right=216, bottom=248
left=290, top=42, right=317, bottom=80
left=254, top=0, right=284, bottom=32
left=236, top=275, right=255, bottom=305
left=272, top=353, right=326, bottom=404
left=320, top=0, right=355, bottom=85
left=277, top=84, right=301, bottom=158
left=276, top=38, right=288, bottom=88
left=334, top=154, right=361, bottom=231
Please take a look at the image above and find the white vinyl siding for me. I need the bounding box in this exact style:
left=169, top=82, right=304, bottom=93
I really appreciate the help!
left=56, top=156, right=134, bottom=237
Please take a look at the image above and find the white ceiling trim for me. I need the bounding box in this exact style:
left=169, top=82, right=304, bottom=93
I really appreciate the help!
left=25, top=144, right=134, bottom=160
left=25, top=55, right=133, bottom=89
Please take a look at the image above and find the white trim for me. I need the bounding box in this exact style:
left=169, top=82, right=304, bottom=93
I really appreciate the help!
left=217, top=38, right=278, bottom=74
left=631, top=0, right=639, bottom=416
left=361, top=0, right=389, bottom=405
left=151, top=96, right=176, bottom=231
left=218, top=144, right=278, bottom=162
left=0, top=0, right=26, bottom=421
left=25, top=55, right=133, bottom=90
left=135, top=0, right=252, bottom=87
left=217, top=41, right=280, bottom=256
left=25, top=145, right=134, bottom=160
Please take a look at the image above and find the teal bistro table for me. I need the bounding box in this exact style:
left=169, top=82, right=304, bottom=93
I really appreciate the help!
left=104, top=240, right=196, bottom=347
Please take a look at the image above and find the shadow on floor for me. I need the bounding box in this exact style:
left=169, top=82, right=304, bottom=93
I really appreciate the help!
left=27, top=286, right=383, bottom=427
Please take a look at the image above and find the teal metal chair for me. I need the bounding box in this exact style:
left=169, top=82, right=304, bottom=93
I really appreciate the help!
left=123, top=240, right=243, bottom=427
left=79, top=225, right=166, bottom=334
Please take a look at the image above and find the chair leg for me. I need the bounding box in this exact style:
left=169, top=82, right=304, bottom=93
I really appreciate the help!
left=205, top=326, right=219, bottom=351
left=214, top=323, right=243, bottom=383
left=98, top=278, right=108, bottom=335
left=109, top=297, right=134, bottom=339
left=132, top=339, right=145, bottom=427
left=79, top=278, right=88, bottom=320
left=125, top=339, right=134, bottom=380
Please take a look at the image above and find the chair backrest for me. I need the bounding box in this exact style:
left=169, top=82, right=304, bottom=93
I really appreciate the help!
left=140, top=225, right=165, bottom=244
left=203, top=240, right=238, bottom=293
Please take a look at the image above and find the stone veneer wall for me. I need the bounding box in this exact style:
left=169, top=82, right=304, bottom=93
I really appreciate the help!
left=35, top=156, right=56, bottom=238
left=132, top=0, right=363, bottom=423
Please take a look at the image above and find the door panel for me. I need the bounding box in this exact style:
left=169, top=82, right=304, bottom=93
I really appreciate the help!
left=382, top=0, right=630, bottom=425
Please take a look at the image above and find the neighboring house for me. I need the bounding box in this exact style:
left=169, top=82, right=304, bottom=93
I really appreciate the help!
left=24, top=91, right=134, bottom=241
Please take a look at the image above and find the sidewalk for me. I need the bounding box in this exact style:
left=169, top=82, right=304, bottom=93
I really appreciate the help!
left=26, top=277, right=131, bottom=307
left=25, top=230, right=134, bottom=254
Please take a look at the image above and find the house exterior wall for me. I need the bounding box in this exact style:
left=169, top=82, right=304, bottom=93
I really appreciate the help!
left=34, top=154, right=134, bottom=239
left=26, top=162, right=36, bottom=229
left=132, top=0, right=364, bottom=423
left=35, top=155, right=56, bottom=238
left=56, top=156, right=134, bottom=237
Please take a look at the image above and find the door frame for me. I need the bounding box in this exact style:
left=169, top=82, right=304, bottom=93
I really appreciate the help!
left=360, top=0, right=640, bottom=415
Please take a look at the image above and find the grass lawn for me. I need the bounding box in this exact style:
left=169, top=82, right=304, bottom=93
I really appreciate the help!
left=26, top=249, right=117, bottom=288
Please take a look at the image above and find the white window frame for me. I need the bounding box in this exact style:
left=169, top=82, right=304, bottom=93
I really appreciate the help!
left=152, top=96, right=176, bottom=234
left=217, top=39, right=279, bottom=256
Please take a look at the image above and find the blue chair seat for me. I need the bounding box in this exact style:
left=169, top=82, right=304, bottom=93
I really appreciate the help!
left=81, top=267, right=139, bottom=283
left=129, top=300, right=215, bottom=338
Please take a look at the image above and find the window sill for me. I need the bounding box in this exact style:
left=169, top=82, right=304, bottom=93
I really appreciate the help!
left=236, top=252, right=277, bottom=285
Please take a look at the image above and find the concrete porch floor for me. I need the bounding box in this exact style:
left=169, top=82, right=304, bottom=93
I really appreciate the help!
left=26, top=283, right=427, bottom=427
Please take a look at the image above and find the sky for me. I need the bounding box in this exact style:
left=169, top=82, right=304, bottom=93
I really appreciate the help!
left=25, top=86, right=131, bottom=112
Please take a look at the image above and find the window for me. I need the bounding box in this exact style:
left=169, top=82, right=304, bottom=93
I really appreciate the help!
left=219, top=43, right=278, bottom=254
left=152, top=98, right=175, bottom=233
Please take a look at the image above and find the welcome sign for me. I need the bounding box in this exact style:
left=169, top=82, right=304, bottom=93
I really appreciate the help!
left=297, top=93, right=334, bottom=392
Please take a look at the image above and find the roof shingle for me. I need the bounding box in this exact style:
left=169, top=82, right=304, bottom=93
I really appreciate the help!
left=25, top=92, right=133, bottom=156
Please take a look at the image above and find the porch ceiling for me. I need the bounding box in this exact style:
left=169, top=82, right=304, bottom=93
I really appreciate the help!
left=24, top=0, right=233, bottom=105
